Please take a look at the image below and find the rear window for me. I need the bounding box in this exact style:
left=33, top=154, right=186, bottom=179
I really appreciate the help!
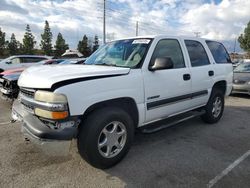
left=206, top=41, right=231, bottom=64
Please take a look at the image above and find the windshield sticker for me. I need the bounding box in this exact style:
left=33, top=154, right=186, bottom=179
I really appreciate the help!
left=132, top=39, right=150, bottom=44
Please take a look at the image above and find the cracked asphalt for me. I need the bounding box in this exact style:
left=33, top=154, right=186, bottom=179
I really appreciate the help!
left=0, top=94, right=250, bottom=188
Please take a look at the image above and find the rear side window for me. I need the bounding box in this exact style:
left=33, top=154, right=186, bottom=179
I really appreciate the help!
left=150, top=39, right=185, bottom=69
left=206, top=41, right=231, bottom=64
left=21, top=57, right=47, bottom=63
left=185, top=40, right=210, bottom=67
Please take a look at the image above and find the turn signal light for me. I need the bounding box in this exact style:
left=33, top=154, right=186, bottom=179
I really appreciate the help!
left=35, top=108, right=68, bottom=120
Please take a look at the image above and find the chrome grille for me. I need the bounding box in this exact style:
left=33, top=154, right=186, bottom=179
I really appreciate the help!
left=21, top=101, right=34, bottom=113
left=20, top=88, right=35, bottom=98
left=20, top=88, right=36, bottom=114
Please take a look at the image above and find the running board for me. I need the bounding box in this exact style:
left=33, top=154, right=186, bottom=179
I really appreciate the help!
left=140, top=110, right=205, bottom=134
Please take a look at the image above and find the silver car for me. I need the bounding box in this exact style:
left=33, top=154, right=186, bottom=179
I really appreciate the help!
left=232, top=62, right=250, bottom=95
left=0, top=55, right=51, bottom=73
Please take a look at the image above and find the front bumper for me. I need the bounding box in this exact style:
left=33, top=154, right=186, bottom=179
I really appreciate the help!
left=22, top=114, right=78, bottom=156
left=12, top=99, right=26, bottom=122
left=232, top=84, right=250, bottom=95
left=12, top=99, right=80, bottom=155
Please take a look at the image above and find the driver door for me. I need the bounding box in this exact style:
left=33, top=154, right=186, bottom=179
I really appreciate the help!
left=143, top=38, right=192, bottom=123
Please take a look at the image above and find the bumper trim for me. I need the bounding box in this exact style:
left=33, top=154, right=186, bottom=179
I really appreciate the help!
left=23, top=114, right=78, bottom=141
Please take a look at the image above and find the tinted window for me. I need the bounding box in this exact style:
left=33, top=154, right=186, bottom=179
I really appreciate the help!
left=185, top=40, right=210, bottom=67
left=21, top=57, right=47, bottom=63
left=150, top=39, right=185, bottom=69
left=206, top=41, right=231, bottom=64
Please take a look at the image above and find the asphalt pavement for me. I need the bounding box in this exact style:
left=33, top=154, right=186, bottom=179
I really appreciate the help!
left=0, top=94, right=250, bottom=188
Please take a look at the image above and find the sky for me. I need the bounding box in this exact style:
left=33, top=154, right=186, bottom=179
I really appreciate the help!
left=0, top=0, right=249, bottom=52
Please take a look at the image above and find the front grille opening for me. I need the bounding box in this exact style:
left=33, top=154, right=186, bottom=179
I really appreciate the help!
left=20, top=88, right=35, bottom=98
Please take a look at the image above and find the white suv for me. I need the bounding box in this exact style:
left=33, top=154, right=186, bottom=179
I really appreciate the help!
left=12, top=35, right=233, bottom=169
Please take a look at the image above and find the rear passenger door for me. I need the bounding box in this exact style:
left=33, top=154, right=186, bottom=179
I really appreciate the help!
left=184, top=40, right=214, bottom=108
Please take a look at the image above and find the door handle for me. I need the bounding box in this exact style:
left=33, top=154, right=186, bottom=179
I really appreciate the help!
left=208, top=71, right=214, bottom=76
left=183, top=74, right=191, bottom=81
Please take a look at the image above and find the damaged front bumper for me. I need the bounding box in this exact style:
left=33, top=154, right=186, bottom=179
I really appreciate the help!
left=12, top=100, right=81, bottom=155
left=22, top=114, right=79, bottom=156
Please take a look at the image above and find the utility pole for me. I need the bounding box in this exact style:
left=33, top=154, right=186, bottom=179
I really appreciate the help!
left=103, top=0, right=106, bottom=44
left=136, top=21, right=139, bottom=36
left=233, top=37, right=237, bottom=60
left=194, top=32, right=201, bottom=38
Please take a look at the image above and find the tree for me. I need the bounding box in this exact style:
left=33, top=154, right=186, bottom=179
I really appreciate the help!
left=40, top=20, right=53, bottom=55
left=77, top=35, right=91, bottom=57
left=92, top=35, right=99, bottom=52
left=23, top=24, right=36, bottom=54
left=8, top=33, right=18, bottom=55
left=238, top=21, right=250, bottom=54
left=54, top=32, right=69, bottom=57
left=0, top=28, right=6, bottom=56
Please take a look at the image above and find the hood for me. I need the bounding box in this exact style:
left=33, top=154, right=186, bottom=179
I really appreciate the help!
left=0, top=68, right=26, bottom=76
left=233, top=72, right=250, bottom=82
left=18, top=65, right=130, bottom=89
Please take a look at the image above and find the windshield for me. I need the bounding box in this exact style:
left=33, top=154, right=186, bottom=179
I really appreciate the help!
left=234, top=63, right=250, bottom=73
left=84, top=38, right=152, bottom=68
left=0, top=57, right=13, bottom=64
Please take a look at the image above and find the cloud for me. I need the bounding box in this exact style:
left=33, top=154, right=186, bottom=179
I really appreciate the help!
left=0, top=0, right=249, bottom=52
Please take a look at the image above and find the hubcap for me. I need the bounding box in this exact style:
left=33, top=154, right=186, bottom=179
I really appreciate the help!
left=98, top=121, right=127, bottom=158
left=212, top=97, right=222, bottom=118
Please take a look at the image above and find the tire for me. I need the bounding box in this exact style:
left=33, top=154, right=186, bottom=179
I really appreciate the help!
left=201, top=89, right=224, bottom=124
left=77, top=107, right=134, bottom=169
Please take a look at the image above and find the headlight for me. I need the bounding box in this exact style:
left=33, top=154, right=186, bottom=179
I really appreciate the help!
left=34, top=90, right=67, bottom=103
left=34, top=91, right=69, bottom=119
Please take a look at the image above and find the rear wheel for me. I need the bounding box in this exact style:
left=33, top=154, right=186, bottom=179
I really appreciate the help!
left=201, top=89, right=224, bottom=124
left=77, top=107, right=134, bottom=169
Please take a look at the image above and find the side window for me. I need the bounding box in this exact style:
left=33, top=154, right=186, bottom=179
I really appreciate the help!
left=11, top=58, right=21, bottom=64
left=185, top=40, right=210, bottom=67
left=150, top=39, right=185, bottom=69
left=21, top=57, right=46, bottom=63
left=206, top=41, right=232, bottom=64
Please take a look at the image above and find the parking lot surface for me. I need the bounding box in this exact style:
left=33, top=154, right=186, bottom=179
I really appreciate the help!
left=0, top=95, right=250, bottom=188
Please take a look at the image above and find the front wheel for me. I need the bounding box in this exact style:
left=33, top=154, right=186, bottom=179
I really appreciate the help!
left=77, top=107, right=134, bottom=169
left=201, top=89, right=224, bottom=124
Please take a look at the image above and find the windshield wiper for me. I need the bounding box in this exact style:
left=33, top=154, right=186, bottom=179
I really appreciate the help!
left=95, top=62, right=117, bottom=67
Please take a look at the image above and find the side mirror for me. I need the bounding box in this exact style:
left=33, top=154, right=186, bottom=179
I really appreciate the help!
left=149, top=57, right=174, bottom=71
left=5, top=61, right=12, bottom=64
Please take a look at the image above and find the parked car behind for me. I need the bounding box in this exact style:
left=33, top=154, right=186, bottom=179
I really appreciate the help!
left=232, top=62, right=250, bottom=95
left=0, top=59, right=84, bottom=100
left=0, top=55, right=51, bottom=73
left=0, top=73, right=21, bottom=100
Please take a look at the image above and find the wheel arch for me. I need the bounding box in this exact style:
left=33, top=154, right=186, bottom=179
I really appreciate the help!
left=212, top=80, right=227, bottom=95
left=81, top=97, right=139, bottom=128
